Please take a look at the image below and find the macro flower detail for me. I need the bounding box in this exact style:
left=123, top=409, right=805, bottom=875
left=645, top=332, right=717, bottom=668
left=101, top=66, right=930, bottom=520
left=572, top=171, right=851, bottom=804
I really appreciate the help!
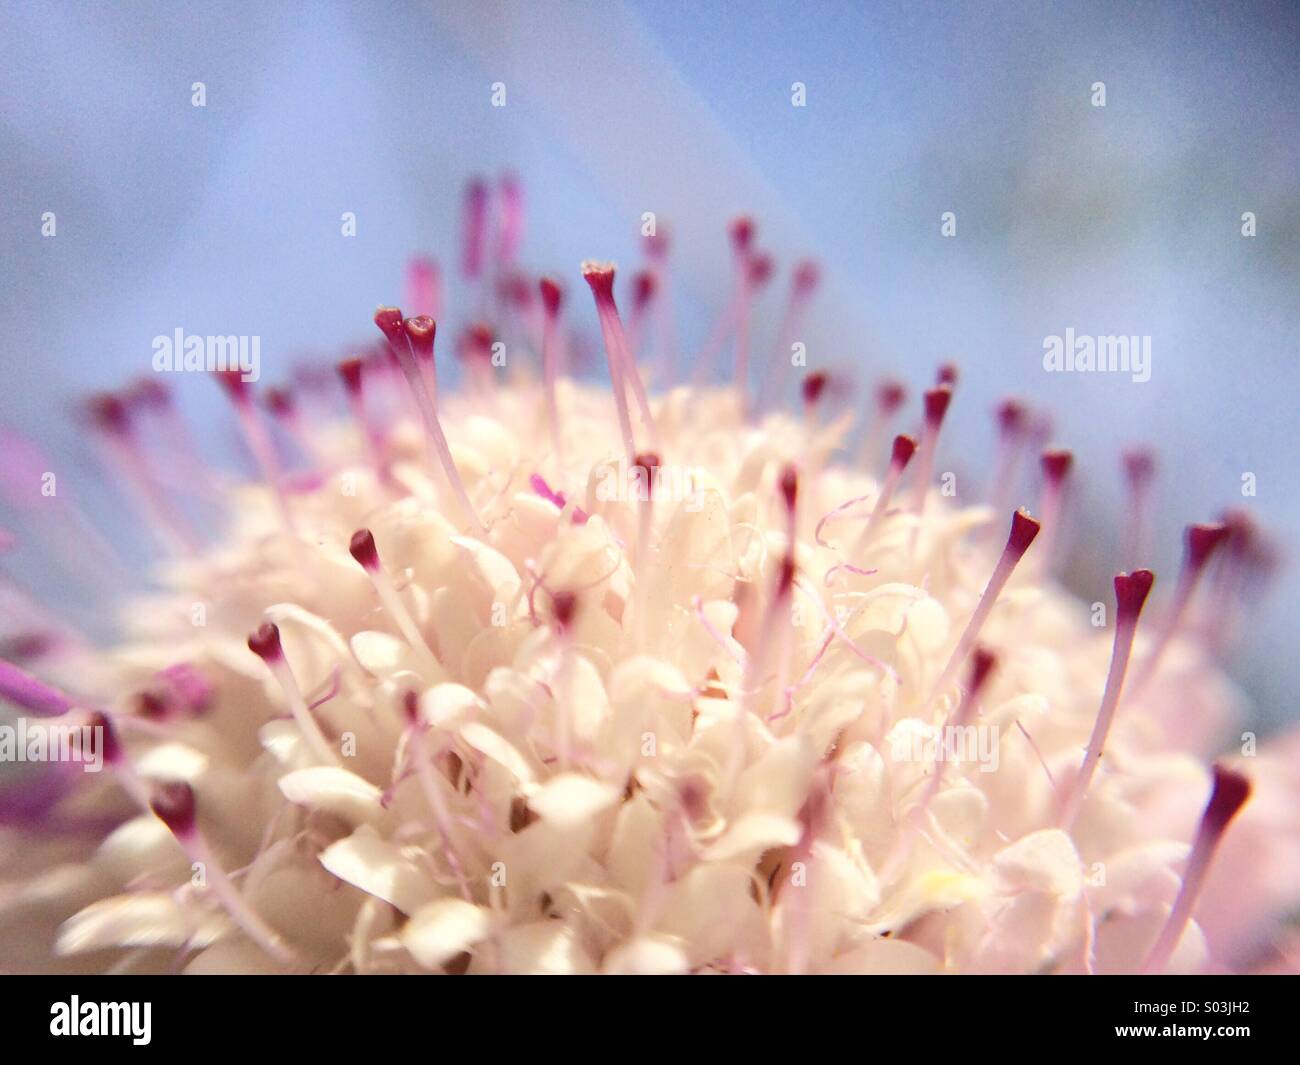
left=0, top=189, right=1294, bottom=976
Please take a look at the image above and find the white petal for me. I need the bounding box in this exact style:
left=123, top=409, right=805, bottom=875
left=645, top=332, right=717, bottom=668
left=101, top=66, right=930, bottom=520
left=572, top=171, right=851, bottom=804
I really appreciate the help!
left=419, top=683, right=486, bottom=729
left=601, top=934, right=690, bottom=975
left=528, top=774, right=621, bottom=827
left=703, top=812, right=801, bottom=862
left=278, top=766, right=384, bottom=825
left=459, top=722, right=536, bottom=788
left=318, top=826, right=434, bottom=915
left=469, top=920, right=597, bottom=975
left=132, top=741, right=210, bottom=782
left=401, top=898, right=493, bottom=969
left=57, top=893, right=228, bottom=954
left=994, top=828, right=1084, bottom=898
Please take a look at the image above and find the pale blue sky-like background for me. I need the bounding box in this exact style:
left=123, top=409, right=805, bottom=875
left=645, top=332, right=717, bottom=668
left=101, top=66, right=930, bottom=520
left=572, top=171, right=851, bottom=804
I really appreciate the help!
left=0, top=0, right=1296, bottom=728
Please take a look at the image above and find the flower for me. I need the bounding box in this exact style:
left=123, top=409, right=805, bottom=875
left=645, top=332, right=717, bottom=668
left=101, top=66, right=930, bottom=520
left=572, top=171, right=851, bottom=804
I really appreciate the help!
left=0, top=188, right=1295, bottom=975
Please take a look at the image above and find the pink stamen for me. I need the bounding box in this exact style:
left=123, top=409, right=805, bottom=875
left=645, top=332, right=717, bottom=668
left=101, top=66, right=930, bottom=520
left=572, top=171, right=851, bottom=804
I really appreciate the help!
left=987, top=398, right=1029, bottom=519
left=883, top=649, right=996, bottom=881
left=374, top=306, right=484, bottom=533
left=627, top=270, right=656, bottom=359
left=732, top=251, right=773, bottom=416
left=1034, top=448, right=1074, bottom=576
left=403, top=315, right=441, bottom=413
left=729, top=468, right=798, bottom=787
left=336, top=357, right=385, bottom=469
left=855, top=434, right=917, bottom=554
left=494, top=172, right=524, bottom=273
left=582, top=262, right=654, bottom=465
left=763, top=260, right=820, bottom=410
left=1140, top=764, right=1252, bottom=973
left=860, top=378, right=908, bottom=472
left=1058, top=569, right=1156, bottom=829
left=349, top=528, right=439, bottom=667
left=213, top=371, right=295, bottom=534
left=929, top=509, right=1040, bottom=702
left=126, top=378, right=221, bottom=499
left=1129, top=522, right=1229, bottom=694
left=402, top=691, right=472, bottom=899
left=87, top=393, right=200, bottom=555
left=549, top=591, right=579, bottom=768
left=149, top=780, right=298, bottom=966
left=909, top=386, right=953, bottom=512
left=539, top=277, right=564, bottom=459
left=694, top=216, right=755, bottom=382
left=1121, top=447, right=1156, bottom=568
left=248, top=622, right=339, bottom=766
left=643, top=227, right=679, bottom=381
left=460, top=178, right=489, bottom=282
left=0, top=657, right=75, bottom=716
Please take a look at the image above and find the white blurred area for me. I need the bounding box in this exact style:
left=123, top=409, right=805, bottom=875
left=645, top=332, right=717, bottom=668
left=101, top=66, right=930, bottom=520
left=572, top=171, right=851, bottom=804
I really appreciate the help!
left=0, top=0, right=1296, bottom=727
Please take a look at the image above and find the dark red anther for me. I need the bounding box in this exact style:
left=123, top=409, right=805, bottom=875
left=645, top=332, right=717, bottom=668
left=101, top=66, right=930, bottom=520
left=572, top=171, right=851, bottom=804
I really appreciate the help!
left=792, top=260, right=820, bottom=295
left=968, top=647, right=997, bottom=696
left=581, top=261, right=617, bottom=304
left=264, top=387, right=295, bottom=418
left=539, top=277, right=563, bottom=318
left=778, top=465, right=799, bottom=515
left=149, top=780, right=196, bottom=836
left=373, top=305, right=407, bottom=348
left=86, top=392, right=131, bottom=435
left=802, top=371, right=829, bottom=406
left=247, top=622, right=283, bottom=663
left=552, top=591, right=578, bottom=632
left=1203, top=763, right=1252, bottom=835
left=1123, top=448, right=1155, bottom=487
left=404, top=316, right=436, bottom=361
left=136, top=690, right=169, bottom=721
left=458, top=323, right=494, bottom=364
left=349, top=528, right=380, bottom=572
left=461, top=178, right=489, bottom=279
left=996, top=398, right=1028, bottom=436
left=1005, top=508, right=1042, bottom=559
left=876, top=379, right=906, bottom=415
left=891, top=434, right=918, bottom=469
left=1185, top=522, right=1230, bottom=573
left=213, top=368, right=249, bottom=402
left=728, top=216, right=755, bottom=254
left=923, top=386, right=953, bottom=426
left=499, top=273, right=532, bottom=310
left=632, top=271, right=656, bottom=310
left=1041, top=448, right=1073, bottom=484
left=402, top=689, right=421, bottom=725
left=936, top=363, right=959, bottom=387
left=336, top=357, right=364, bottom=397
left=747, top=253, right=774, bottom=287
left=776, top=553, right=797, bottom=599
left=1114, top=569, right=1156, bottom=621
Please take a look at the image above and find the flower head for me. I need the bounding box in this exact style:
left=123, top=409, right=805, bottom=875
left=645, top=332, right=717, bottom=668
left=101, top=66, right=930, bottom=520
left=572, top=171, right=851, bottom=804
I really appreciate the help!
left=0, top=181, right=1295, bottom=976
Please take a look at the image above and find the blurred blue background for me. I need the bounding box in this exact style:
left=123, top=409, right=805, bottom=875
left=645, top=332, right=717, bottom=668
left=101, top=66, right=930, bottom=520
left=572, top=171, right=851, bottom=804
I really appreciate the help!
left=0, top=0, right=1296, bottom=728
